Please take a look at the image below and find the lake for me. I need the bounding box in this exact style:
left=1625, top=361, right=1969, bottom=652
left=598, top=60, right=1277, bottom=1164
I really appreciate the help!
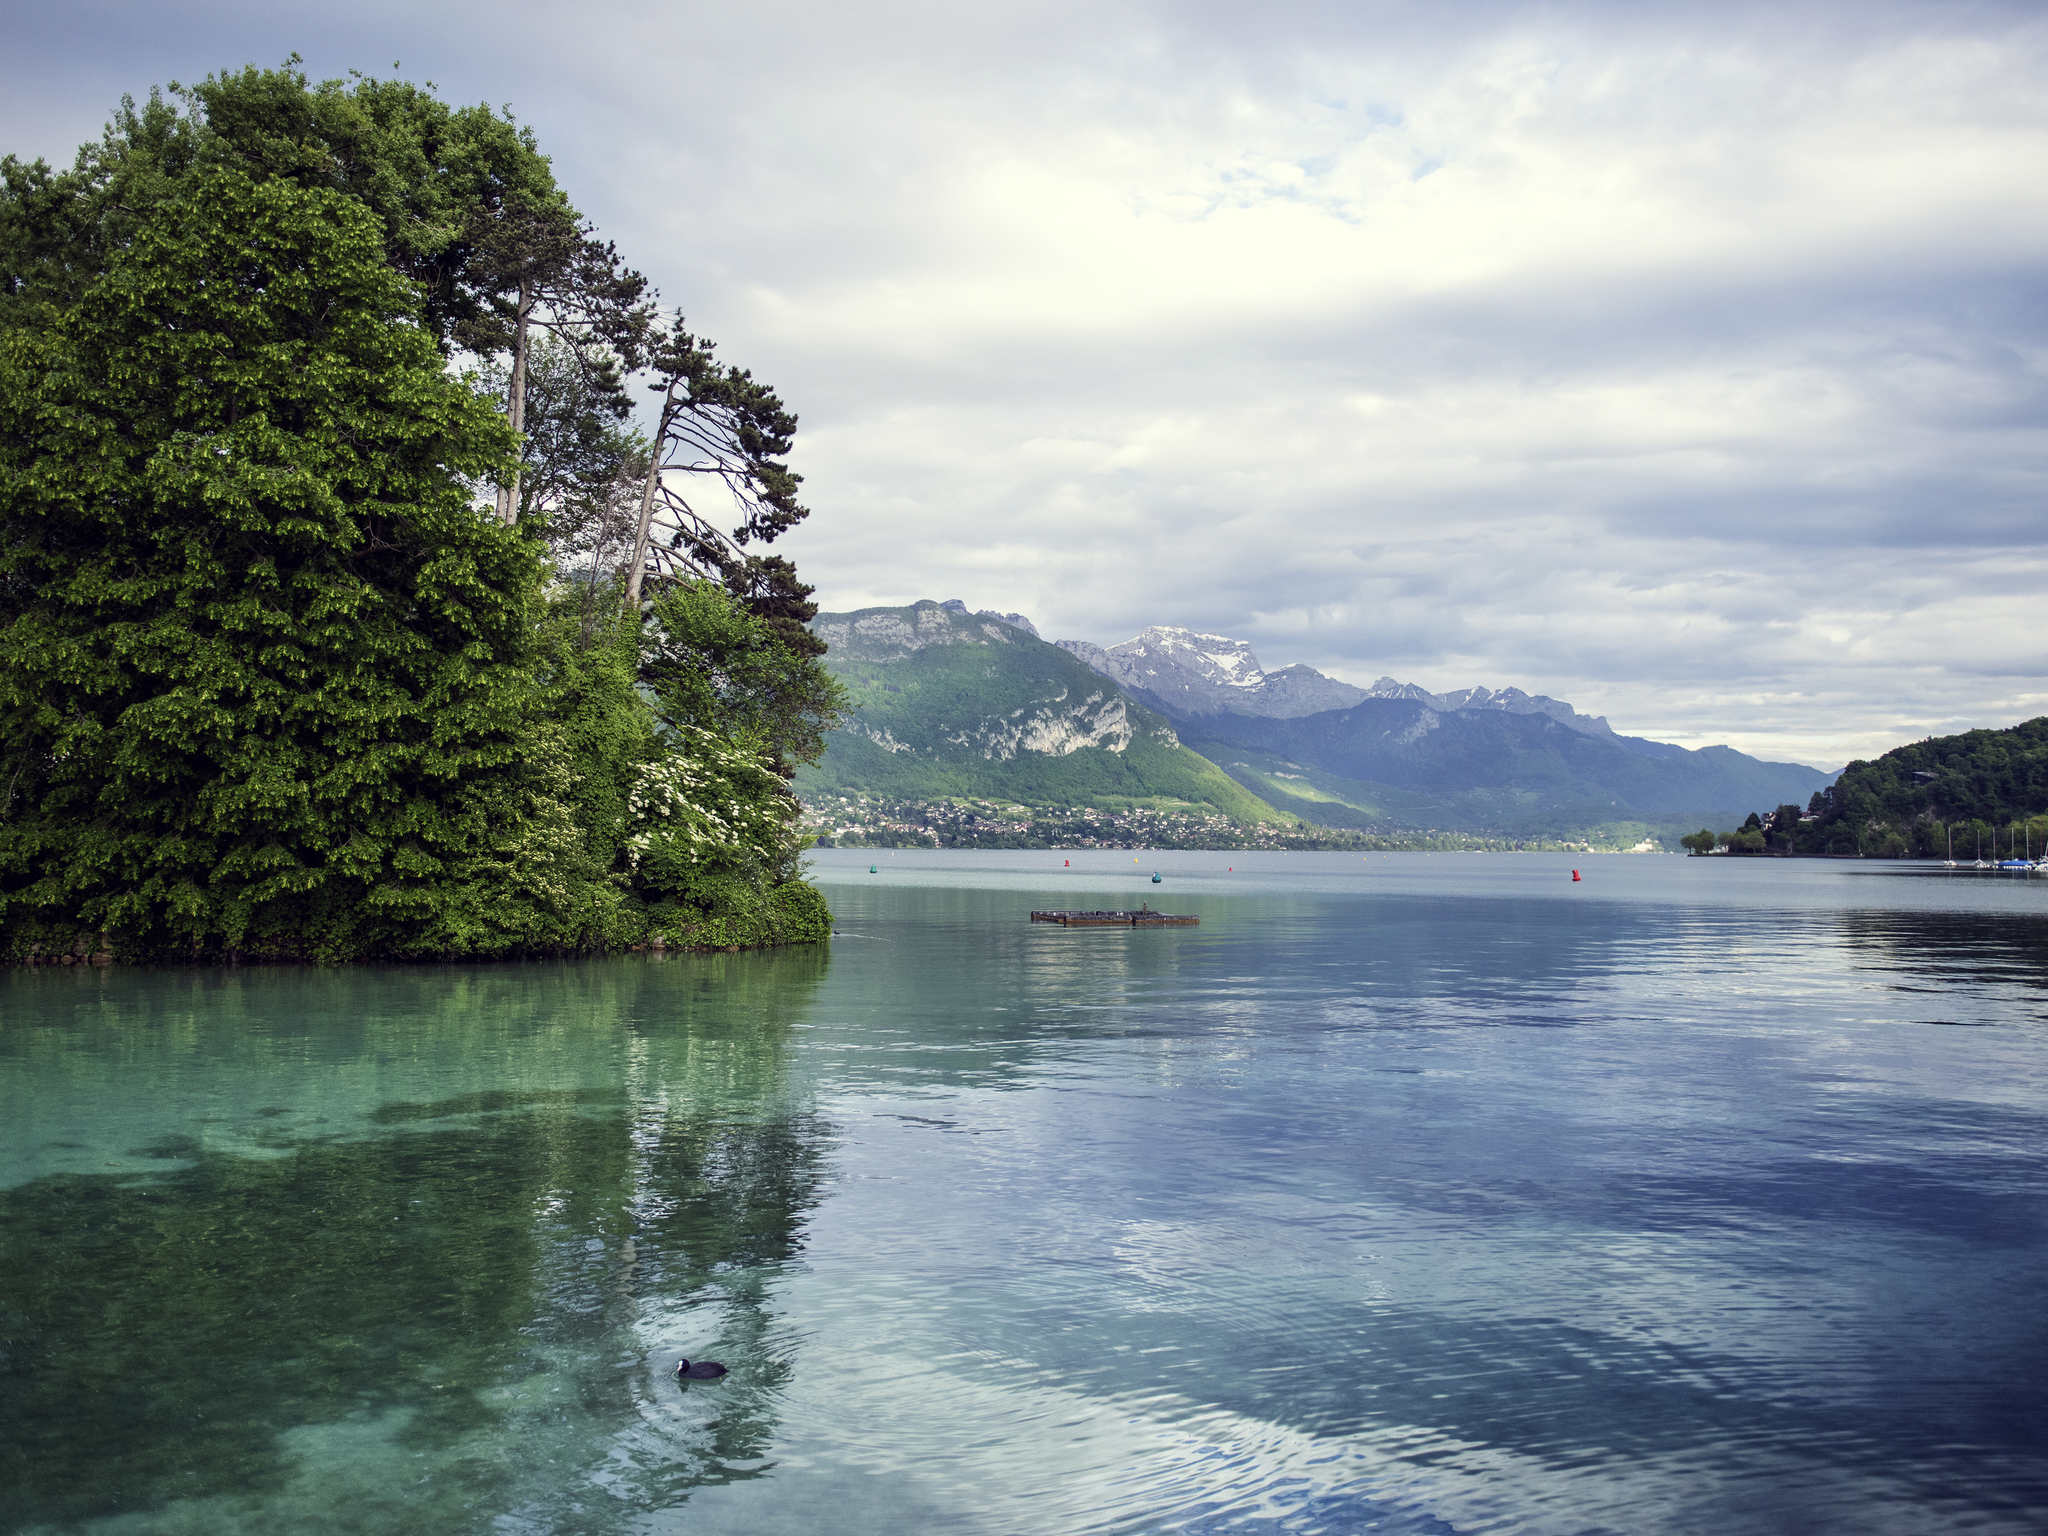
left=4, top=850, right=2047, bottom=1533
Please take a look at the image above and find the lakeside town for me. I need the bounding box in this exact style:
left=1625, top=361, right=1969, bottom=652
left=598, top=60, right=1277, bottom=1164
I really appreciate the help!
left=799, top=793, right=1634, bottom=853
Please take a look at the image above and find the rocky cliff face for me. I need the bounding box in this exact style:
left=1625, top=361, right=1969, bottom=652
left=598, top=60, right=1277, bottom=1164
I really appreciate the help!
left=969, top=604, right=1039, bottom=637
left=812, top=601, right=1031, bottom=662
left=1255, top=664, right=1374, bottom=718
left=946, top=690, right=1135, bottom=760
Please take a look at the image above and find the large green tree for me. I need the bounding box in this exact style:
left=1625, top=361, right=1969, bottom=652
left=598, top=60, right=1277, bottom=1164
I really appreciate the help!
left=0, top=165, right=600, bottom=959
left=643, top=580, right=845, bottom=777
left=0, top=63, right=652, bottom=523
left=187, top=64, right=655, bottom=526
left=2, top=65, right=834, bottom=961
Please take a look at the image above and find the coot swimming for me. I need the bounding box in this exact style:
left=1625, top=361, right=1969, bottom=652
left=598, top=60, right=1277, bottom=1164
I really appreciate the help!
left=676, top=1358, right=728, bottom=1380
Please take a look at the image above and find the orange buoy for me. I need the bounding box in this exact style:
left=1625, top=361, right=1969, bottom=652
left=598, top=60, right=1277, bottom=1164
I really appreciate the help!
left=1571, top=869, right=1581, bottom=882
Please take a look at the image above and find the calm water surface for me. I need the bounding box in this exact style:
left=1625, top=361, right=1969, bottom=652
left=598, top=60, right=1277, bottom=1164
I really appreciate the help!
left=4, top=851, right=2047, bottom=1533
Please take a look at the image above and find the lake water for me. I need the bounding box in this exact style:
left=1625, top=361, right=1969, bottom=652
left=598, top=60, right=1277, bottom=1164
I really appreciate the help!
left=4, top=850, right=2047, bottom=1534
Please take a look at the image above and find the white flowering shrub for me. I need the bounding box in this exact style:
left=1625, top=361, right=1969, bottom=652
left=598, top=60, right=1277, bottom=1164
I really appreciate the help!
left=624, top=724, right=803, bottom=894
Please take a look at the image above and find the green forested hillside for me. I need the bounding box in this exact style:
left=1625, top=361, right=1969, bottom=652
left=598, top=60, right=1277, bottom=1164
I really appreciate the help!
left=797, top=604, right=1279, bottom=821
left=1761, top=717, right=2048, bottom=857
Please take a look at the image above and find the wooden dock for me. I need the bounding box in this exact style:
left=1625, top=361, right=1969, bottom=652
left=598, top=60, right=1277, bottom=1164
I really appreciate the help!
left=1030, top=908, right=1198, bottom=927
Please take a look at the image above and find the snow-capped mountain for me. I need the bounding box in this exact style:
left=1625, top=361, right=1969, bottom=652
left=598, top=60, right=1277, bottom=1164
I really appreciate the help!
left=1048, top=625, right=1618, bottom=736
left=1122, top=627, right=1266, bottom=691
left=1056, top=627, right=1368, bottom=719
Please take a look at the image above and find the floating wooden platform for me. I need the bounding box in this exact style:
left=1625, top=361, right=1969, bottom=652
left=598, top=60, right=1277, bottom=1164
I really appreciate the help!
left=1030, top=908, right=1198, bottom=927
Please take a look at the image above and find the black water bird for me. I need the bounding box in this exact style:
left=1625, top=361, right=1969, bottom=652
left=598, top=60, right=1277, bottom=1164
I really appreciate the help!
left=676, top=1358, right=728, bottom=1380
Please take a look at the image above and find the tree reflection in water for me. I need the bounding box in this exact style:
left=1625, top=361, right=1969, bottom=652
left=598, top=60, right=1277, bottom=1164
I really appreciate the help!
left=0, top=946, right=832, bottom=1532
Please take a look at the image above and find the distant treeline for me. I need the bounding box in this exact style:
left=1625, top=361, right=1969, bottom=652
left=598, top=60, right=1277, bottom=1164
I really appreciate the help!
left=1682, top=717, right=2048, bottom=858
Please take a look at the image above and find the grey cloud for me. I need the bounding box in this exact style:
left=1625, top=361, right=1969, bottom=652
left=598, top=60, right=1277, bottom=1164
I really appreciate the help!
left=6, top=0, right=2047, bottom=765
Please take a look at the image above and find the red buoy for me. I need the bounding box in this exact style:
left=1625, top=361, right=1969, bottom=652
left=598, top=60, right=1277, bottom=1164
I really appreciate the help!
left=1572, top=869, right=1581, bottom=882
left=1064, top=859, right=1070, bottom=867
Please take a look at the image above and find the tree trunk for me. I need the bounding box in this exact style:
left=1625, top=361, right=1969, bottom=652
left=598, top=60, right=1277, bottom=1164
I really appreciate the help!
left=498, top=277, right=534, bottom=526
left=623, top=381, right=678, bottom=611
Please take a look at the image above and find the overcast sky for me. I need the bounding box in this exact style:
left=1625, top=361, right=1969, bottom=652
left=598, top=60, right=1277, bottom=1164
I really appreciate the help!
left=8, top=0, right=2046, bottom=767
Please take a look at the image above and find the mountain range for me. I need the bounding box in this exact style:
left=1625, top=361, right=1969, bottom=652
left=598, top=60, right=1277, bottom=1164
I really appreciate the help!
left=1057, top=624, right=1620, bottom=737
left=798, top=602, right=1275, bottom=822
left=799, top=600, right=1835, bottom=843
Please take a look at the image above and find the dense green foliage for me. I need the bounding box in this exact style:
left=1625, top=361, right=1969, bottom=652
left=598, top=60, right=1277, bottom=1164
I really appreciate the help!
left=1, top=66, right=836, bottom=963
left=1716, top=717, right=2048, bottom=858
left=2, top=66, right=604, bottom=354
left=644, top=581, right=844, bottom=774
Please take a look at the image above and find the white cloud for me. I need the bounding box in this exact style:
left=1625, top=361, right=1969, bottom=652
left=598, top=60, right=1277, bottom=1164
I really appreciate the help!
left=6, top=0, right=2047, bottom=765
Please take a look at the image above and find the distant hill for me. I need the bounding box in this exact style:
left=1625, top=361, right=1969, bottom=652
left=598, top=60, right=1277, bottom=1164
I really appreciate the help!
left=1177, top=698, right=1833, bottom=838
left=1780, top=716, right=2048, bottom=858
left=796, top=602, right=1278, bottom=822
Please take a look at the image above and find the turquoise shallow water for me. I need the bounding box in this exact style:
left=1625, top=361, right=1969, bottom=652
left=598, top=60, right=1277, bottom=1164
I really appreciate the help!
left=4, top=850, right=2047, bottom=1533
